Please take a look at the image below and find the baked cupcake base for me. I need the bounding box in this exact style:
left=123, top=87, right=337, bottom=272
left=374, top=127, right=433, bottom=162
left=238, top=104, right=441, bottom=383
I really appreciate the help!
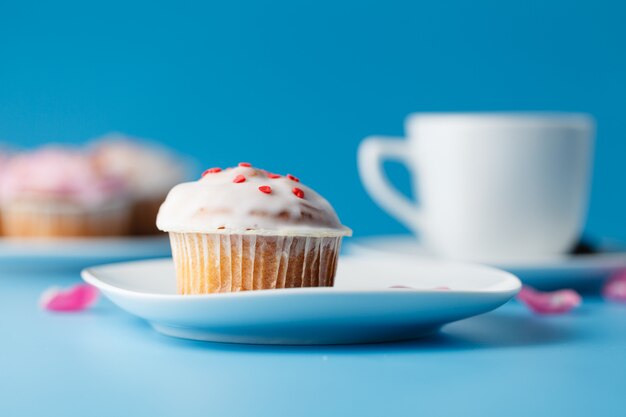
left=1, top=200, right=131, bottom=237
left=131, top=196, right=164, bottom=235
left=169, top=232, right=342, bottom=294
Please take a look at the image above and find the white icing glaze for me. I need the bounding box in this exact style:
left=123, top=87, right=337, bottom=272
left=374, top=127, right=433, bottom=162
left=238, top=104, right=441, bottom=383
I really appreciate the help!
left=156, top=165, right=351, bottom=236
left=90, top=133, right=190, bottom=199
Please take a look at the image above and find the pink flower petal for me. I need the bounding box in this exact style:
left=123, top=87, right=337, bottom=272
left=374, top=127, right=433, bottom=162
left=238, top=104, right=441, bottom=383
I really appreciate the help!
left=603, top=270, right=626, bottom=302
left=517, top=285, right=581, bottom=314
left=40, top=284, right=99, bottom=312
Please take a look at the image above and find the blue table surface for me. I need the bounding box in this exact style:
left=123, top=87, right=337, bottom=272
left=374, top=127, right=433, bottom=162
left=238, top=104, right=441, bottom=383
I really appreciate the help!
left=2, top=268, right=626, bottom=417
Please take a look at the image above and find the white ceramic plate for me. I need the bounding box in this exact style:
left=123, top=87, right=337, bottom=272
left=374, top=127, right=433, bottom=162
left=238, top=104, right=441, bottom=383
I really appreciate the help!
left=347, top=236, right=626, bottom=289
left=0, top=235, right=171, bottom=269
left=81, top=257, right=520, bottom=345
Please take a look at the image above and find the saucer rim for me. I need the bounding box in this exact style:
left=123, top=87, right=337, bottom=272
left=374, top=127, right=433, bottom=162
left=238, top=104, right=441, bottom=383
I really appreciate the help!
left=346, top=235, right=626, bottom=270
left=81, top=256, right=521, bottom=300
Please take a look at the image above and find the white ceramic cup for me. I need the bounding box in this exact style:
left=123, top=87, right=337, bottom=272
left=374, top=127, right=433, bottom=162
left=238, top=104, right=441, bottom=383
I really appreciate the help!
left=358, top=112, right=595, bottom=263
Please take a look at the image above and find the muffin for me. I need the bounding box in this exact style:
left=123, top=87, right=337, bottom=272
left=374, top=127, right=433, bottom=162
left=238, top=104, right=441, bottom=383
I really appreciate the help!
left=90, top=133, right=189, bottom=235
left=157, top=163, right=351, bottom=294
left=0, top=147, right=131, bottom=237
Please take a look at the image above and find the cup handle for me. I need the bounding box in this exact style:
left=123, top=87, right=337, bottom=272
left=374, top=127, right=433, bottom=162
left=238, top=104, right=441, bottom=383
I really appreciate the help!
left=358, top=136, right=421, bottom=231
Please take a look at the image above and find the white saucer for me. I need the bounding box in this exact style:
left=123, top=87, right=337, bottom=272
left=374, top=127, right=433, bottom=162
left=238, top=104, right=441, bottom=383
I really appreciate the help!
left=81, top=257, right=520, bottom=345
left=0, top=236, right=171, bottom=269
left=347, top=236, right=626, bottom=289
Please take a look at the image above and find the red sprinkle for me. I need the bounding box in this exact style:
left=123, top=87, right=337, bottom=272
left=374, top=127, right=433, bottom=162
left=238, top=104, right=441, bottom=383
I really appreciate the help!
left=292, top=187, right=305, bottom=198
left=233, top=175, right=246, bottom=183
left=202, top=167, right=222, bottom=176
left=238, top=162, right=252, bottom=167
left=287, top=174, right=300, bottom=182
left=258, top=185, right=272, bottom=194
left=267, top=173, right=281, bottom=179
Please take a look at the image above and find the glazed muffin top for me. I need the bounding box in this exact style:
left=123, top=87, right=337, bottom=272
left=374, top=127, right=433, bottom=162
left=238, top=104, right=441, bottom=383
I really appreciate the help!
left=156, top=163, right=351, bottom=236
left=90, top=133, right=189, bottom=199
left=0, top=147, right=128, bottom=206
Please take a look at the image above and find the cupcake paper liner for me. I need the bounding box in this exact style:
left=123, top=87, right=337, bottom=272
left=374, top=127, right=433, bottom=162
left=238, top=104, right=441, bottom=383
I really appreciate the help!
left=1, top=200, right=131, bottom=237
left=169, top=232, right=343, bottom=294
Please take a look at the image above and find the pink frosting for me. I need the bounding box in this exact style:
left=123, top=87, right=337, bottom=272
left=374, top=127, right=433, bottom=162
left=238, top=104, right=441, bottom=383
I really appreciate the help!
left=0, top=147, right=127, bottom=206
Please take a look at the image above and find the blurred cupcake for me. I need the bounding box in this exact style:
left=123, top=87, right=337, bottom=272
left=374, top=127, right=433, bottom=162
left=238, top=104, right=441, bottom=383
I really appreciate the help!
left=0, top=147, right=12, bottom=235
left=157, top=163, right=351, bottom=294
left=0, top=147, right=131, bottom=237
left=90, top=133, right=189, bottom=235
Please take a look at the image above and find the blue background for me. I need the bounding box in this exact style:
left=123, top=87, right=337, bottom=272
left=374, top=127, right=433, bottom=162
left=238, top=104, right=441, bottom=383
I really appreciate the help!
left=3, top=271, right=626, bottom=417
left=1, top=0, right=625, bottom=239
